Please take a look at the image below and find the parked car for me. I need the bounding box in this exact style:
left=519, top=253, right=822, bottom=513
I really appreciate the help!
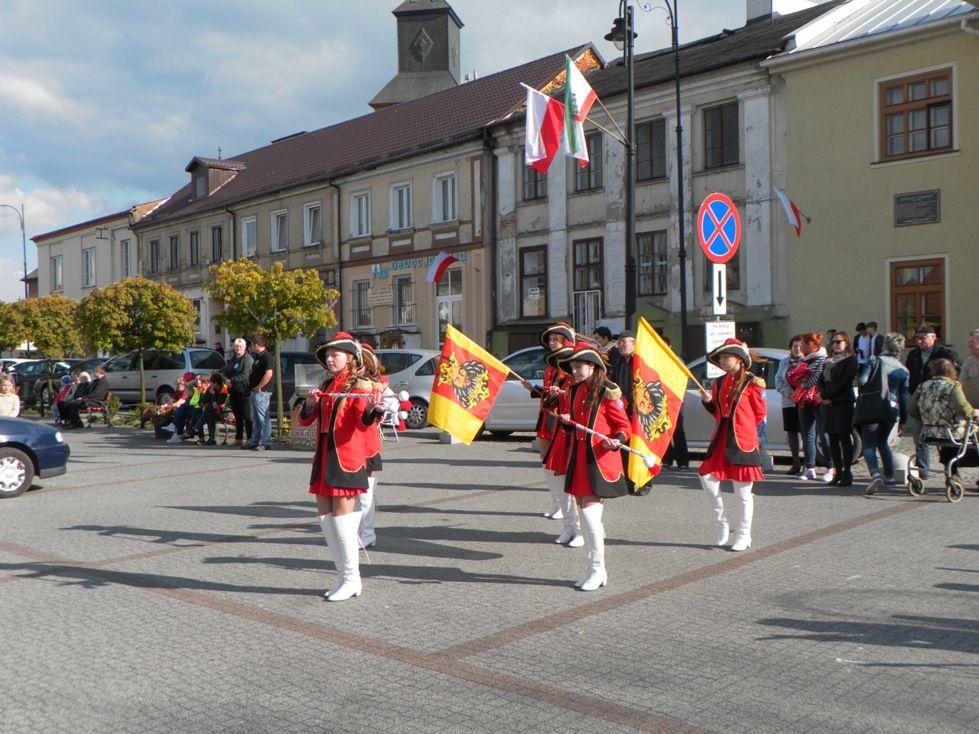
left=0, top=415, right=70, bottom=498
left=9, top=360, right=79, bottom=408
left=101, top=348, right=226, bottom=402
left=290, top=348, right=440, bottom=429
left=1, top=358, right=32, bottom=377
left=69, top=357, right=107, bottom=378
left=483, top=346, right=547, bottom=436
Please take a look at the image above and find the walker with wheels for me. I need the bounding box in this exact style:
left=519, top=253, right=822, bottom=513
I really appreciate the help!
left=906, top=420, right=978, bottom=503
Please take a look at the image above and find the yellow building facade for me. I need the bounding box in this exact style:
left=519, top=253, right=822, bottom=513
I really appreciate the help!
left=771, top=7, right=978, bottom=350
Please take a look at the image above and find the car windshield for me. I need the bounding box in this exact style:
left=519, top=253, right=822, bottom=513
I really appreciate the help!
left=504, top=349, right=546, bottom=380
left=379, top=352, right=422, bottom=375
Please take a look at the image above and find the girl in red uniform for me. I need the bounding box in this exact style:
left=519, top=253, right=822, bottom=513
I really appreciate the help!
left=357, top=343, right=399, bottom=549
left=529, top=323, right=583, bottom=547
left=556, top=342, right=631, bottom=591
left=698, top=338, right=767, bottom=552
left=298, top=333, right=383, bottom=601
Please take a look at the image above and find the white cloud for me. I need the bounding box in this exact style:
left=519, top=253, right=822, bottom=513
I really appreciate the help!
left=0, top=174, right=100, bottom=238
left=0, top=258, right=28, bottom=303
left=0, top=63, right=94, bottom=120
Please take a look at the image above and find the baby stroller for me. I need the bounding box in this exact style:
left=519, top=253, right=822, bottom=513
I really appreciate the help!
left=907, top=420, right=978, bottom=503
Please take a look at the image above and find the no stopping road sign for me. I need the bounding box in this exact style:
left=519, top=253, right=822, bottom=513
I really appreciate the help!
left=697, top=193, right=741, bottom=264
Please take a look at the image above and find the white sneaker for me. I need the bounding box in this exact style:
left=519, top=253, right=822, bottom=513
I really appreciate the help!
left=162, top=423, right=177, bottom=433
left=822, top=468, right=836, bottom=484
left=166, top=435, right=182, bottom=445
left=800, top=468, right=817, bottom=481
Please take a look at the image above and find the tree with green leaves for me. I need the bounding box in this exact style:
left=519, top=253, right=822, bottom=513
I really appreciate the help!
left=76, top=276, right=197, bottom=404
left=205, top=259, right=339, bottom=436
left=0, top=300, right=25, bottom=355
left=14, top=294, right=83, bottom=402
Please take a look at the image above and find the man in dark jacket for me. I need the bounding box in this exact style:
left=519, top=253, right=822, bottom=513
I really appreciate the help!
left=222, top=338, right=254, bottom=445
left=905, top=324, right=958, bottom=478
left=61, top=366, right=110, bottom=428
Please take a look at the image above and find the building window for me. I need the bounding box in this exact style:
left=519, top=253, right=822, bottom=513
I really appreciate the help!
left=574, top=133, right=603, bottom=191
left=81, top=247, right=96, bottom=287
left=573, top=238, right=603, bottom=334
left=120, top=239, right=131, bottom=278
left=390, top=183, right=412, bottom=231
left=393, top=275, right=413, bottom=325
left=191, top=298, right=204, bottom=338
left=880, top=69, right=952, bottom=161
left=891, top=258, right=944, bottom=340
left=352, top=279, right=370, bottom=327
left=241, top=216, right=257, bottom=257
left=523, top=165, right=547, bottom=201
left=271, top=210, right=288, bottom=252
left=303, top=203, right=322, bottom=246
left=189, top=230, right=200, bottom=266
left=351, top=192, right=371, bottom=238
left=195, top=176, right=207, bottom=200
left=436, top=268, right=463, bottom=343
left=50, top=255, right=63, bottom=292
left=637, top=119, right=667, bottom=181
left=149, top=239, right=159, bottom=274
left=704, top=102, right=739, bottom=169
left=211, top=226, right=222, bottom=263
left=637, top=231, right=667, bottom=295
left=519, top=247, right=547, bottom=318
left=433, top=173, right=457, bottom=224
left=169, top=235, right=179, bottom=270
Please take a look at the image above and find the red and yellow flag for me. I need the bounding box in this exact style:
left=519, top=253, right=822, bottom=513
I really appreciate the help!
left=628, top=317, right=692, bottom=488
left=428, top=325, right=510, bottom=445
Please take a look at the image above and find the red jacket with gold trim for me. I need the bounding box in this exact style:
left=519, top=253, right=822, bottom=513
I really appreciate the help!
left=535, top=363, right=572, bottom=440
left=557, top=380, right=632, bottom=498
left=703, top=371, right=766, bottom=466
left=299, top=372, right=382, bottom=488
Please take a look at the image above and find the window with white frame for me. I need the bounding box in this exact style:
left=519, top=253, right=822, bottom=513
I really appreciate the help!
left=637, top=231, right=668, bottom=295
left=389, top=182, right=412, bottom=231
left=351, top=192, right=371, bottom=238
left=303, top=203, right=322, bottom=246
left=82, top=247, right=97, bottom=287
left=393, top=275, right=413, bottom=325
left=241, top=216, right=257, bottom=257
left=271, top=210, right=288, bottom=252
left=120, top=239, right=131, bottom=277
left=352, top=279, right=370, bottom=326
left=189, top=230, right=200, bottom=266
left=433, top=172, right=457, bottom=224
left=50, top=255, right=63, bottom=291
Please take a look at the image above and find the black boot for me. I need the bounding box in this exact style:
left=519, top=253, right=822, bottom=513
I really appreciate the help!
left=837, top=468, right=853, bottom=487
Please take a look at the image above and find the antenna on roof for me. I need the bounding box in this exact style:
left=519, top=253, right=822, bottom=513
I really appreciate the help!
left=217, top=146, right=222, bottom=159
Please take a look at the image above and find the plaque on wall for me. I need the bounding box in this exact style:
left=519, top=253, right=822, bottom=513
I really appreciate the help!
left=894, top=190, right=940, bottom=227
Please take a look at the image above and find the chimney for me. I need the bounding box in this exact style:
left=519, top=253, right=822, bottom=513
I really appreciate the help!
left=747, top=0, right=821, bottom=22
left=370, top=1, right=464, bottom=110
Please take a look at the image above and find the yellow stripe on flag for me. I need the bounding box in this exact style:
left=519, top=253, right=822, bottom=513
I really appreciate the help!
left=428, top=391, right=487, bottom=445
left=628, top=317, right=691, bottom=488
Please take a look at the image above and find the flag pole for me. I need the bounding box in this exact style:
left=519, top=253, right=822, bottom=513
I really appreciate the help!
left=549, top=411, right=656, bottom=468
left=593, top=95, right=627, bottom=144
left=584, top=116, right=627, bottom=146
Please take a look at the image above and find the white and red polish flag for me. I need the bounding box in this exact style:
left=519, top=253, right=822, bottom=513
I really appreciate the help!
left=522, top=83, right=565, bottom=174
left=773, top=187, right=803, bottom=237
left=426, top=251, right=459, bottom=284
left=563, top=55, right=598, bottom=168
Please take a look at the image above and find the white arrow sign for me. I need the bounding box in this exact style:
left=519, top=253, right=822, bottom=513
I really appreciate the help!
left=712, top=263, right=727, bottom=316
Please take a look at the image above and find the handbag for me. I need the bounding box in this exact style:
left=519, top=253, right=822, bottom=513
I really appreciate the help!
left=853, top=358, right=894, bottom=427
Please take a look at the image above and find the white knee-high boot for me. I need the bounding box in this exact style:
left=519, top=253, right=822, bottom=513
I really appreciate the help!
left=327, top=511, right=363, bottom=602
left=359, top=476, right=377, bottom=548
left=543, top=471, right=564, bottom=519
left=318, top=514, right=342, bottom=598
left=577, top=502, right=606, bottom=591
left=730, top=481, right=754, bottom=551
left=554, top=489, right=583, bottom=547
left=699, top=473, right=730, bottom=546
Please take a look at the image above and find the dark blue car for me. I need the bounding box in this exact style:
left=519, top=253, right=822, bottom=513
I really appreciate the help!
left=0, top=416, right=70, bottom=498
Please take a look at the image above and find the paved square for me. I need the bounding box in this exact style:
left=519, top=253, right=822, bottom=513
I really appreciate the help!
left=2, top=424, right=977, bottom=733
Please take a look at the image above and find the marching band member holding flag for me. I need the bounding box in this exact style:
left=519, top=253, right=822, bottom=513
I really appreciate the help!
left=528, top=323, right=582, bottom=548
left=698, top=338, right=767, bottom=552
left=299, top=333, right=384, bottom=601
left=357, top=343, right=399, bottom=549
left=556, top=342, right=631, bottom=591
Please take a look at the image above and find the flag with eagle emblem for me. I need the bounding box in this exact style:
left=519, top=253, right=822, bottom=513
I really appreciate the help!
left=428, top=325, right=510, bottom=444
left=629, top=317, right=691, bottom=488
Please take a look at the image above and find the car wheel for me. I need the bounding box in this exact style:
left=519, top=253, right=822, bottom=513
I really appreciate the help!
left=156, top=386, right=175, bottom=404
left=0, top=448, right=34, bottom=499
left=849, top=428, right=862, bottom=466
left=405, top=398, right=428, bottom=429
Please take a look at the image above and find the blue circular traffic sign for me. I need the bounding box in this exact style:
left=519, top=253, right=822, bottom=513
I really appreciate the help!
left=697, top=193, right=741, bottom=264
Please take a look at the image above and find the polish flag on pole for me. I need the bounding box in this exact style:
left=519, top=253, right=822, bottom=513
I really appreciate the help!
left=563, top=55, right=598, bottom=168
left=426, top=251, right=459, bottom=284
left=522, top=83, right=565, bottom=174
left=773, top=187, right=803, bottom=237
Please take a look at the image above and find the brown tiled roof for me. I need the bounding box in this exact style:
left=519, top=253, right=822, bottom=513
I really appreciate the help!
left=137, top=44, right=589, bottom=229
left=32, top=198, right=168, bottom=243
left=185, top=156, right=247, bottom=172
left=587, top=4, right=839, bottom=99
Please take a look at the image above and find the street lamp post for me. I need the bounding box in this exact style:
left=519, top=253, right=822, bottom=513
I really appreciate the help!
left=0, top=203, right=29, bottom=300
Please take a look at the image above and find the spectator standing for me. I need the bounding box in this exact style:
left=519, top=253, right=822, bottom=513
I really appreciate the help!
left=854, top=322, right=884, bottom=365
left=787, top=333, right=830, bottom=480
left=775, top=335, right=805, bottom=475
left=0, top=377, right=20, bottom=417
left=858, top=333, right=910, bottom=495
left=820, top=331, right=858, bottom=486
left=222, top=338, right=254, bottom=446
left=246, top=335, right=274, bottom=451
left=905, top=325, right=958, bottom=478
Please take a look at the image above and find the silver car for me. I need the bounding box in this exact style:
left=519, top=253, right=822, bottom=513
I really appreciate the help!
left=482, top=347, right=547, bottom=436
left=101, top=348, right=226, bottom=402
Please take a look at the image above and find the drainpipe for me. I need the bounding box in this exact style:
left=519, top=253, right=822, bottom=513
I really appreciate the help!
left=962, top=18, right=979, bottom=38
left=327, top=181, right=343, bottom=332
left=224, top=206, right=237, bottom=259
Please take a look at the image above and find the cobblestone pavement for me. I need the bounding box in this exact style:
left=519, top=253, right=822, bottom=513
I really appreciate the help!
left=2, top=423, right=977, bottom=733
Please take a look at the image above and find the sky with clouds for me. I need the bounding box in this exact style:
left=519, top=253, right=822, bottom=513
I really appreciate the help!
left=0, top=0, right=747, bottom=302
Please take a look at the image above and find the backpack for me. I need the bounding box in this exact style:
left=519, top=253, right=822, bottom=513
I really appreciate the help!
left=853, top=357, right=894, bottom=427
